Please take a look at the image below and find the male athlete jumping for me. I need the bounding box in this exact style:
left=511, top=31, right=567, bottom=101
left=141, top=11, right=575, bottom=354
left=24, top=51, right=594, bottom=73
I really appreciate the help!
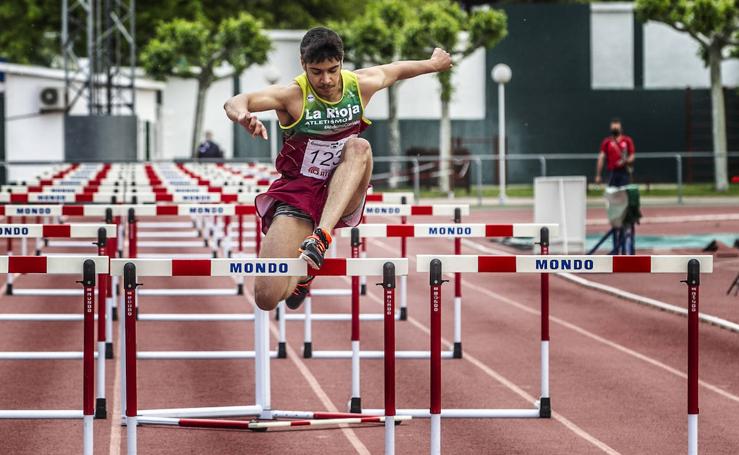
left=224, top=27, right=452, bottom=311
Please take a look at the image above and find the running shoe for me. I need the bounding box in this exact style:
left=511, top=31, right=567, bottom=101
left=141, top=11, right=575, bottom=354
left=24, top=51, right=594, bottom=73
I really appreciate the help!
left=298, top=227, right=332, bottom=270
left=285, top=275, right=314, bottom=310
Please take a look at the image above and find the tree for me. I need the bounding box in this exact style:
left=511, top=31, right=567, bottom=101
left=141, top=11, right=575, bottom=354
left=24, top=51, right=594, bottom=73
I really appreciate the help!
left=141, top=13, right=270, bottom=156
left=0, top=1, right=359, bottom=67
left=635, top=0, right=739, bottom=191
left=405, top=1, right=507, bottom=192
left=0, top=0, right=61, bottom=66
left=333, top=0, right=415, bottom=188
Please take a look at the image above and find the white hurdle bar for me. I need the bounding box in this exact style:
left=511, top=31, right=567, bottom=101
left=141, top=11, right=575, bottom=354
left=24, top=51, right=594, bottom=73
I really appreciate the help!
left=373, top=253, right=711, bottom=455
left=357, top=202, right=471, bottom=302
left=0, top=256, right=108, bottom=455
left=111, top=257, right=408, bottom=455
left=0, top=223, right=115, bottom=295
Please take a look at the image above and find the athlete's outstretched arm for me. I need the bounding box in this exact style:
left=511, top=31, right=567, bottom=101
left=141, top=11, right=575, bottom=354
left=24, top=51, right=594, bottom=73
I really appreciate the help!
left=224, top=85, right=292, bottom=139
left=356, top=48, right=453, bottom=102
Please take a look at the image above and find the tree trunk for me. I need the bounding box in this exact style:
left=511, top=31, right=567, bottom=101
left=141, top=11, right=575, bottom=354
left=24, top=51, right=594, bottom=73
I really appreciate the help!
left=708, top=44, right=728, bottom=191
left=439, top=100, right=451, bottom=193
left=388, top=84, right=401, bottom=189
left=191, top=79, right=209, bottom=158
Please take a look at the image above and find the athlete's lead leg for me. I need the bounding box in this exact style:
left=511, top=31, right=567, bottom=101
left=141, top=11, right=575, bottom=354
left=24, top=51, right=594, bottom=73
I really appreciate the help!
left=298, top=138, right=373, bottom=270
left=319, top=137, right=373, bottom=231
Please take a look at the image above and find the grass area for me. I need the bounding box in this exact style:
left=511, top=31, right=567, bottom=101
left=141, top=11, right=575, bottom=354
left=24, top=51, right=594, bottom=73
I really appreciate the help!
left=380, top=183, right=739, bottom=199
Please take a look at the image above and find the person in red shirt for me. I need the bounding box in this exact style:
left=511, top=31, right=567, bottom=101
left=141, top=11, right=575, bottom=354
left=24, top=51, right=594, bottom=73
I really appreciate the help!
left=595, top=118, right=635, bottom=187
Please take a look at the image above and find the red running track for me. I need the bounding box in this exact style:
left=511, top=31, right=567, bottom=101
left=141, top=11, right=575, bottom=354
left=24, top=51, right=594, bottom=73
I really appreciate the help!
left=0, top=207, right=737, bottom=454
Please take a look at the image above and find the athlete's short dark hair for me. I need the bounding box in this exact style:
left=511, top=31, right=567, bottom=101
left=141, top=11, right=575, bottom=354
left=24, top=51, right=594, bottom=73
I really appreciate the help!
left=300, top=27, right=344, bottom=64
left=610, top=117, right=622, bottom=124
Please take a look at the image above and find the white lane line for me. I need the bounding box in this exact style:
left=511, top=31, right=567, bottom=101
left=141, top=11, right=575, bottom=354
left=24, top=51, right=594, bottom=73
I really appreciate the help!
left=461, top=238, right=739, bottom=333
left=243, top=287, right=370, bottom=455
left=462, top=279, right=739, bottom=405
left=364, top=241, right=621, bottom=454
left=365, top=290, right=621, bottom=455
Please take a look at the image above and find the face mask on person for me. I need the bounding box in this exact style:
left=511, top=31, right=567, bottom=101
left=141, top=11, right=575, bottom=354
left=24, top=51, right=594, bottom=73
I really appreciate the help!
left=611, top=128, right=621, bottom=136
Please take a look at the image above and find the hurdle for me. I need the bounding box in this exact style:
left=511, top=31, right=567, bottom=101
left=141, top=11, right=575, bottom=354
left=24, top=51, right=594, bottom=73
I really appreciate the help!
left=367, top=253, right=711, bottom=455
left=0, top=256, right=107, bottom=455
left=357, top=201, right=470, bottom=300
left=335, top=223, right=557, bottom=357
left=277, top=204, right=470, bottom=325
left=111, top=257, right=408, bottom=455
left=0, top=223, right=115, bottom=295
left=124, top=205, right=260, bottom=295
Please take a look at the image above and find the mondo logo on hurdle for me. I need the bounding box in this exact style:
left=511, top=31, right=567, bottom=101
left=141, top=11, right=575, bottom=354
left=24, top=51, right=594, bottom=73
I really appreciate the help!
left=109, top=257, right=410, bottom=455
left=398, top=253, right=712, bottom=455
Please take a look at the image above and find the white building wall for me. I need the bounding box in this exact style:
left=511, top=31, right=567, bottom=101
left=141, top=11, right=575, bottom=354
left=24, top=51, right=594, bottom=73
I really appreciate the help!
left=1, top=63, right=163, bottom=179
left=590, top=2, right=739, bottom=90
left=5, top=74, right=65, bottom=181
left=590, top=3, right=634, bottom=89
left=643, top=22, right=739, bottom=89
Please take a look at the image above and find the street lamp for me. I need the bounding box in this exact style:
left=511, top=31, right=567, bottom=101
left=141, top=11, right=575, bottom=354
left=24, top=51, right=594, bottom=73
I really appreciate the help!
left=491, top=63, right=511, bottom=205
left=264, top=65, right=281, bottom=162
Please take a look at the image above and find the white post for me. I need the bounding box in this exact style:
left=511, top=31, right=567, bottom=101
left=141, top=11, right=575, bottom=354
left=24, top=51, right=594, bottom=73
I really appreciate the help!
left=304, top=296, right=312, bottom=346
left=106, top=279, right=114, bottom=348
left=498, top=82, right=506, bottom=205
left=541, top=340, right=549, bottom=399
left=254, top=308, right=270, bottom=413
left=688, top=414, right=698, bottom=455
left=385, top=417, right=395, bottom=455
left=400, top=275, right=407, bottom=319
left=126, top=415, right=137, bottom=455
left=492, top=64, right=512, bottom=206
left=119, top=290, right=127, bottom=421
left=453, top=296, right=462, bottom=345
left=431, top=413, right=441, bottom=455
left=351, top=340, right=360, bottom=402
left=83, top=414, right=93, bottom=455
left=97, top=340, right=105, bottom=406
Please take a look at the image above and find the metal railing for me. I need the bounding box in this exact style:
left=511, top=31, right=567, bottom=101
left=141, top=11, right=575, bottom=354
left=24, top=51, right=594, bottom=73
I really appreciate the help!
left=371, top=151, right=739, bottom=205
left=1, top=151, right=737, bottom=206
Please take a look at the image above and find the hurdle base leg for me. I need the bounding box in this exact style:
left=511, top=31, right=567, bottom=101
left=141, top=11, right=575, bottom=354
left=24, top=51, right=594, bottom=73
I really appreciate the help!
left=399, top=307, right=407, bottom=321
left=453, top=342, right=463, bottom=359
left=6, top=284, right=12, bottom=296
left=112, top=307, right=118, bottom=321
left=106, top=342, right=114, bottom=359
left=539, top=397, right=551, bottom=418
left=360, top=284, right=366, bottom=295
left=277, top=342, right=287, bottom=359
left=237, top=283, right=244, bottom=296
left=95, top=398, right=107, bottom=420
left=349, top=397, right=362, bottom=414
left=303, top=342, right=312, bottom=358
left=275, top=307, right=280, bottom=321
left=211, top=251, right=218, bottom=259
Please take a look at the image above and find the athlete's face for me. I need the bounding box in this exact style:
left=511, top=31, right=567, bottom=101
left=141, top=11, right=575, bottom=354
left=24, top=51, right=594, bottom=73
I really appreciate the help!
left=303, top=59, right=342, bottom=99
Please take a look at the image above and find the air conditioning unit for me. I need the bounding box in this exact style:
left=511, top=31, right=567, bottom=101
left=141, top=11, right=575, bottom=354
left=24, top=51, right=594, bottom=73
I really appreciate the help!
left=39, top=87, right=65, bottom=112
